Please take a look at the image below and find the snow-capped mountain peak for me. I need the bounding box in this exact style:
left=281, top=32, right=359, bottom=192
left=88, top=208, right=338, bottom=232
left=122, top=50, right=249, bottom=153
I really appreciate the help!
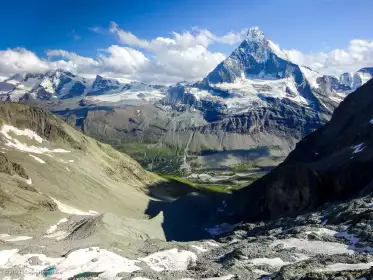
left=203, top=27, right=297, bottom=84
left=88, top=75, right=121, bottom=95
left=196, top=27, right=357, bottom=117
left=241, top=27, right=290, bottom=63
left=93, top=75, right=121, bottom=87
left=241, top=26, right=271, bottom=63
left=49, top=68, right=76, bottom=78
left=246, top=26, right=266, bottom=43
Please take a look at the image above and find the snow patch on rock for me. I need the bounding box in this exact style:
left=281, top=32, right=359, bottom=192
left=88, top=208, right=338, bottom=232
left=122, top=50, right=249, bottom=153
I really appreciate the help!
left=305, top=228, right=338, bottom=236
left=44, top=230, right=70, bottom=241
left=248, top=257, right=289, bottom=267
left=46, top=218, right=68, bottom=234
left=191, top=245, right=208, bottom=253
left=1, top=124, right=43, bottom=143
left=138, top=248, right=197, bottom=272
left=29, top=154, right=46, bottom=164
left=51, top=197, right=98, bottom=216
left=0, top=124, right=70, bottom=154
left=271, top=238, right=355, bottom=255
left=317, top=262, right=373, bottom=272
left=0, top=234, right=32, bottom=242
left=0, top=247, right=141, bottom=279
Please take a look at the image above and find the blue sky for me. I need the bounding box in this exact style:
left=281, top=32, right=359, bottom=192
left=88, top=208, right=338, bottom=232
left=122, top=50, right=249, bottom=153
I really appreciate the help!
left=0, top=0, right=372, bottom=83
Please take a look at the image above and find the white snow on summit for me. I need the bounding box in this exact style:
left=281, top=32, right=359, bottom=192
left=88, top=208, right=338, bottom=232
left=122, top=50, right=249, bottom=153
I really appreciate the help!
left=246, top=26, right=266, bottom=42
left=243, top=27, right=270, bottom=63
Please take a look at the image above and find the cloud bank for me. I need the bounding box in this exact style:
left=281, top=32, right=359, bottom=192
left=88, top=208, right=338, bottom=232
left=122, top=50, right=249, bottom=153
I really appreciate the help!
left=0, top=23, right=372, bottom=84
left=285, top=39, right=373, bottom=75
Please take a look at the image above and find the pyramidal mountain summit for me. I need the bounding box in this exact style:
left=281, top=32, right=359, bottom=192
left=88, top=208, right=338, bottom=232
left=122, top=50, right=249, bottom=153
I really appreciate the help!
left=1, top=19, right=373, bottom=280
left=204, top=26, right=295, bottom=83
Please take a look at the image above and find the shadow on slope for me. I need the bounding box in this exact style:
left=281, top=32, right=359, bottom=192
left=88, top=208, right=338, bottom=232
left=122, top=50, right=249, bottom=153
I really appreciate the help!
left=145, top=180, right=229, bottom=242
left=195, top=146, right=281, bottom=168
left=199, top=146, right=271, bottom=158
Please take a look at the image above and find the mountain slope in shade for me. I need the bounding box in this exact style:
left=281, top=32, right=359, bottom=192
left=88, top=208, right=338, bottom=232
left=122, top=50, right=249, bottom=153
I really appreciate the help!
left=226, top=78, right=373, bottom=222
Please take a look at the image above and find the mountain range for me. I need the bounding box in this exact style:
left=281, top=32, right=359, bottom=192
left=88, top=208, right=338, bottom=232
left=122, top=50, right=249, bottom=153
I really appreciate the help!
left=0, top=27, right=372, bottom=178
left=0, top=70, right=167, bottom=102
left=1, top=25, right=373, bottom=279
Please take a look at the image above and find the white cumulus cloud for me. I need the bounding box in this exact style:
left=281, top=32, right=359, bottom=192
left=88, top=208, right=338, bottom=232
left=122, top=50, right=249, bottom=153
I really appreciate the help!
left=284, top=39, right=373, bottom=76
left=109, top=22, right=247, bottom=51
left=108, top=22, right=233, bottom=82
left=0, top=48, right=50, bottom=76
left=46, top=46, right=148, bottom=78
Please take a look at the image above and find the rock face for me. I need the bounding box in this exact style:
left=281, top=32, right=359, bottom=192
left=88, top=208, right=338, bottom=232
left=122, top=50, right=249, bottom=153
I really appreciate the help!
left=340, top=72, right=353, bottom=87
left=227, top=78, right=373, bottom=222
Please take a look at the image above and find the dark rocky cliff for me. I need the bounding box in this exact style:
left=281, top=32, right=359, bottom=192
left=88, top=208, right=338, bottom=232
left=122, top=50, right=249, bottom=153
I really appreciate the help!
left=228, top=79, right=373, bottom=222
